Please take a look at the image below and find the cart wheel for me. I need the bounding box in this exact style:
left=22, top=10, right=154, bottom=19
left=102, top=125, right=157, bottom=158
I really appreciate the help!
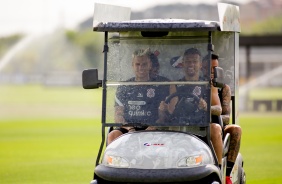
left=90, top=179, right=98, bottom=184
left=240, top=168, right=246, bottom=184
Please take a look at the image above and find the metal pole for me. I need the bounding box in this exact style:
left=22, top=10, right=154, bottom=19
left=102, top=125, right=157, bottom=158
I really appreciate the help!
left=95, top=32, right=108, bottom=167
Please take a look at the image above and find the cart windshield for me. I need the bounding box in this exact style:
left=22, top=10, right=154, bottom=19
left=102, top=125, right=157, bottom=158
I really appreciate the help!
left=104, top=32, right=212, bottom=128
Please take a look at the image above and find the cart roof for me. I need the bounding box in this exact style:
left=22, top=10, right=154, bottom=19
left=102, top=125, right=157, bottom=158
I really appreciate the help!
left=93, top=19, right=221, bottom=32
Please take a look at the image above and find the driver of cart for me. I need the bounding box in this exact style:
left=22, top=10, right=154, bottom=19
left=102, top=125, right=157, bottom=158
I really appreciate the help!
left=158, top=48, right=224, bottom=167
left=107, top=48, right=170, bottom=145
left=203, top=53, right=242, bottom=183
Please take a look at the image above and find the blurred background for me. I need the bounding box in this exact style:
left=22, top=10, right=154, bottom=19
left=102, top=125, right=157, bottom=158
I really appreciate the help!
left=1, top=0, right=282, bottom=183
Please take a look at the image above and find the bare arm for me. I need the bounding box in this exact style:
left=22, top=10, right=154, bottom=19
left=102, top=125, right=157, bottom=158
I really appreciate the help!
left=157, top=84, right=176, bottom=123
left=221, top=84, right=231, bottom=125
left=211, top=86, right=222, bottom=116
left=211, top=105, right=222, bottom=116
left=167, top=84, right=177, bottom=114
left=114, top=106, right=135, bottom=131
left=114, top=106, right=126, bottom=123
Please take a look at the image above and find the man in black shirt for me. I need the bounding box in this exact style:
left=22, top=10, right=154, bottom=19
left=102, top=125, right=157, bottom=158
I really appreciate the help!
left=108, top=48, right=170, bottom=144
left=115, top=78, right=169, bottom=124
left=158, top=48, right=223, bottom=168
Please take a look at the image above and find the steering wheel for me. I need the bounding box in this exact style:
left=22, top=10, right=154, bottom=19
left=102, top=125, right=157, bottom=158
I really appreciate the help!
left=164, top=91, right=204, bottom=125
left=165, top=92, right=200, bottom=105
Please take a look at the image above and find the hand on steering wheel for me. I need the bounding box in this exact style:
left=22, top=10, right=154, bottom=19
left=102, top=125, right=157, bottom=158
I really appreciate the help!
left=198, top=98, right=207, bottom=111
left=163, top=91, right=204, bottom=123
left=165, top=91, right=200, bottom=106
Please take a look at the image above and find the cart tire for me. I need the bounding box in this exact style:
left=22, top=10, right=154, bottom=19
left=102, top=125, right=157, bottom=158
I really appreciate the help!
left=90, top=179, right=98, bottom=184
left=240, top=168, right=246, bottom=184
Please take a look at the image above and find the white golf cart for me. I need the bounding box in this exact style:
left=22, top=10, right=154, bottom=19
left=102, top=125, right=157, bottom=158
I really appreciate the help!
left=83, top=3, right=245, bottom=184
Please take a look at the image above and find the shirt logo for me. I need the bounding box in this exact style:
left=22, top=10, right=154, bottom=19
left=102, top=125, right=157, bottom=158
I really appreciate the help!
left=128, top=101, right=146, bottom=105
left=137, top=93, right=143, bottom=97
left=144, top=143, right=164, bottom=146
left=147, top=88, right=155, bottom=98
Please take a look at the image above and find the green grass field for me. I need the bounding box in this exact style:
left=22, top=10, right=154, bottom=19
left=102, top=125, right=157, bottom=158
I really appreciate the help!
left=1, top=85, right=282, bottom=183
left=239, top=114, right=282, bottom=184
left=0, top=118, right=101, bottom=184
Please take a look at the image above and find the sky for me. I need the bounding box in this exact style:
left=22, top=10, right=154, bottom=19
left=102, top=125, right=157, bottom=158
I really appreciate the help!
left=0, top=0, right=252, bottom=37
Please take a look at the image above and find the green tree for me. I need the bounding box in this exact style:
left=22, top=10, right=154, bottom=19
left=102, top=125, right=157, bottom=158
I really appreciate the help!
left=242, top=15, right=282, bottom=35
left=0, top=34, right=23, bottom=58
left=65, top=30, right=104, bottom=70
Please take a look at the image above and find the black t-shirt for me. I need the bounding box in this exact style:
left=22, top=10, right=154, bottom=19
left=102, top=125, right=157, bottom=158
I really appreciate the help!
left=150, top=74, right=170, bottom=82
left=175, top=77, right=207, bottom=101
left=171, top=78, right=208, bottom=125
left=115, top=77, right=170, bottom=124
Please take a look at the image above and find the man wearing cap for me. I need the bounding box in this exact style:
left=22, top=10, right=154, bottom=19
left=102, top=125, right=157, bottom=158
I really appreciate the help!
left=158, top=48, right=224, bottom=171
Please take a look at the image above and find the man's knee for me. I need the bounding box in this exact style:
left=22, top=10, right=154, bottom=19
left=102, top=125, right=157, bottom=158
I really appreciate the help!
left=210, top=123, right=222, bottom=141
left=225, top=125, right=242, bottom=136
left=108, top=130, right=123, bottom=143
left=210, top=123, right=222, bottom=135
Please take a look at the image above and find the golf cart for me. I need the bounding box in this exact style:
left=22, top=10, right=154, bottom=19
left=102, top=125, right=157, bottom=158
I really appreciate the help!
left=83, top=3, right=245, bottom=184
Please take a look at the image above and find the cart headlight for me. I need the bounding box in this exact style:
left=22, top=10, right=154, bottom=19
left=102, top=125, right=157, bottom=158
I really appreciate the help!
left=178, top=155, right=203, bottom=167
left=105, top=155, right=129, bottom=168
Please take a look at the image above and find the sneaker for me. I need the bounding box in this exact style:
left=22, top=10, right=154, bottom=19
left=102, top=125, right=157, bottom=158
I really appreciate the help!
left=226, top=176, right=232, bottom=184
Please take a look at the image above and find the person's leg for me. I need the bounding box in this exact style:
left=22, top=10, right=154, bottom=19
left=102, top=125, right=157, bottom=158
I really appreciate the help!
left=210, top=123, right=223, bottom=166
left=224, top=125, right=242, bottom=177
left=107, top=128, right=128, bottom=145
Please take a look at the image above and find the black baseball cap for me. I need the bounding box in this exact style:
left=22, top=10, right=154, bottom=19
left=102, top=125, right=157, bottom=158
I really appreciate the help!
left=211, top=53, right=219, bottom=60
